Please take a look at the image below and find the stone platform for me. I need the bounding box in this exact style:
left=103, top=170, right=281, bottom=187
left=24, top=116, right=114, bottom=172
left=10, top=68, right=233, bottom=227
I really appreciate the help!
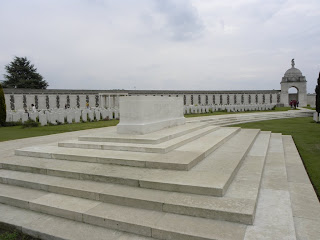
left=0, top=110, right=318, bottom=240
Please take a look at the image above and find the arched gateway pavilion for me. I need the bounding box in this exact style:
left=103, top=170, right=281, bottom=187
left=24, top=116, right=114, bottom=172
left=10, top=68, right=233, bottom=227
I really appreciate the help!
left=3, top=59, right=315, bottom=110
left=280, top=59, right=307, bottom=107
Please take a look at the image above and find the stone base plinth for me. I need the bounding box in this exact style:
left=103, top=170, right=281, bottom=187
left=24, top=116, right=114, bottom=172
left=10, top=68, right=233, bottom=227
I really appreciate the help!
left=117, top=96, right=185, bottom=135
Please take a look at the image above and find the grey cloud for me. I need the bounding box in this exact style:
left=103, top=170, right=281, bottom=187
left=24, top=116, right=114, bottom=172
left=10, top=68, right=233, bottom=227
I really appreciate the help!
left=152, top=0, right=204, bottom=41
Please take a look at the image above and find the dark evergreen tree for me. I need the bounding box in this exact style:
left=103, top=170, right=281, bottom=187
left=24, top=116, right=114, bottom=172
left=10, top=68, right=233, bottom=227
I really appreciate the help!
left=316, top=72, right=320, bottom=114
left=2, top=56, right=48, bottom=89
left=0, top=83, right=6, bottom=126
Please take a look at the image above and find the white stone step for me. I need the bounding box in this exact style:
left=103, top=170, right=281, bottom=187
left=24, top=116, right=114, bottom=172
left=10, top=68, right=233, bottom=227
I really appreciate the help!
left=0, top=203, right=154, bottom=240
left=79, top=122, right=210, bottom=144
left=15, top=127, right=240, bottom=171
left=0, top=184, right=247, bottom=240
left=58, top=125, right=220, bottom=154
left=225, top=131, right=271, bottom=202
left=0, top=168, right=254, bottom=224
left=2, top=129, right=260, bottom=197
left=2, top=131, right=270, bottom=225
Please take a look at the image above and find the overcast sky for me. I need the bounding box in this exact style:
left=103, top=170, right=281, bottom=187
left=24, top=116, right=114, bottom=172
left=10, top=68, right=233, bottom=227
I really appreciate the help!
left=0, top=0, right=319, bottom=93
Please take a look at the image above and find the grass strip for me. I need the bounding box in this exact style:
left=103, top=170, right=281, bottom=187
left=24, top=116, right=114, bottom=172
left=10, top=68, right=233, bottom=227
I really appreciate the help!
left=0, top=120, right=119, bottom=142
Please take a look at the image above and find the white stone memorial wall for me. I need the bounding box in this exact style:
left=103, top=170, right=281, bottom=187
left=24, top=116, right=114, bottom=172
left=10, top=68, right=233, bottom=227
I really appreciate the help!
left=38, top=95, right=46, bottom=109
left=4, top=95, right=10, bottom=110
left=70, top=95, right=77, bottom=108
left=80, top=95, right=86, bottom=108
left=15, top=95, right=23, bottom=110
left=48, top=95, right=56, bottom=109
left=26, top=95, right=35, bottom=109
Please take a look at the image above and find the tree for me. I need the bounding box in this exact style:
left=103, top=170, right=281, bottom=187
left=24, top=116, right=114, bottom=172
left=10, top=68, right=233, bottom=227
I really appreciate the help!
left=2, top=56, right=48, bottom=89
left=0, top=83, right=6, bottom=126
left=316, top=72, right=320, bottom=121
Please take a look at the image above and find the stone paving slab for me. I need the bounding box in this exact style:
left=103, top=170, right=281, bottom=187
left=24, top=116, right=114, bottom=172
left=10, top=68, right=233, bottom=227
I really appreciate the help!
left=294, top=217, right=320, bottom=240
left=289, top=182, right=320, bottom=221
left=261, top=133, right=289, bottom=191
left=244, top=189, right=296, bottom=240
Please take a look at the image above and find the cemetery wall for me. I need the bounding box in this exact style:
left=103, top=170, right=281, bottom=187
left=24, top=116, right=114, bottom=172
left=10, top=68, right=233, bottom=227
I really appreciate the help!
left=3, top=88, right=285, bottom=111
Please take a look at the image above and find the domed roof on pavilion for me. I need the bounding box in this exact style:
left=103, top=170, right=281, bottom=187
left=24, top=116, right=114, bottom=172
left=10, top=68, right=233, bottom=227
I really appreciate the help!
left=284, top=67, right=303, bottom=77
left=281, top=59, right=306, bottom=83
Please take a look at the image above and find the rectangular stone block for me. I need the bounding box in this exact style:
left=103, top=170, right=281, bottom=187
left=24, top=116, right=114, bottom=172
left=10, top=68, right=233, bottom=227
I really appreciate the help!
left=117, top=96, right=185, bottom=135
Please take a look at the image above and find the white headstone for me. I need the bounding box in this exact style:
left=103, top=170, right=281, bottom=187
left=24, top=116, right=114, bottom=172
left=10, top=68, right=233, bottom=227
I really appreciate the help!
left=21, top=113, right=29, bottom=123
left=39, top=113, right=47, bottom=126
left=95, top=110, right=101, bottom=121
left=75, top=111, right=81, bottom=123
left=88, top=111, right=94, bottom=121
left=101, top=109, right=108, bottom=120
left=108, top=110, right=114, bottom=120
left=49, top=113, right=57, bottom=125
left=29, top=112, right=38, bottom=122
left=67, top=112, right=74, bottom=124
left=81, top=110, right=87, bottom=122
left=57, top=112, right=65, bottom=124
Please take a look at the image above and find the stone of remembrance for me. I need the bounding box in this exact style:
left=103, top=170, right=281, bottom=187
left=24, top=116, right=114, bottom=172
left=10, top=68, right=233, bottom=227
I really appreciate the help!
left=117, top=96, right=186, bottom=134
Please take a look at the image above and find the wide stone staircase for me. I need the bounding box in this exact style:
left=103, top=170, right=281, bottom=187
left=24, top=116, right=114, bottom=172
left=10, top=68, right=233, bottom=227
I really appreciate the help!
left=0, top=113, right=317, bottom=239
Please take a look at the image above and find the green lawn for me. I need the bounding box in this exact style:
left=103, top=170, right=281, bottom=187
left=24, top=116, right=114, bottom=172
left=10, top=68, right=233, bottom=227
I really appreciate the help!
left=305, top=106, right=316, bottom=110
left=184, top=107, right=294, bottom=118
left=0, top=120, right=119, bottom=142
left=231, top=117, right=320, bottom=199
left=0, top=229, right=38, bottom=240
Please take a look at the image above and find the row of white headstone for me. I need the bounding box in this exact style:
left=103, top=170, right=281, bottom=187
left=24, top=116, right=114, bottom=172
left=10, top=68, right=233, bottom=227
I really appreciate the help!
left=6, top=104, right=276, bottom=125
left=5, top=108, right=119, bottom=126
left=184, top=104, right=276, bottom=114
